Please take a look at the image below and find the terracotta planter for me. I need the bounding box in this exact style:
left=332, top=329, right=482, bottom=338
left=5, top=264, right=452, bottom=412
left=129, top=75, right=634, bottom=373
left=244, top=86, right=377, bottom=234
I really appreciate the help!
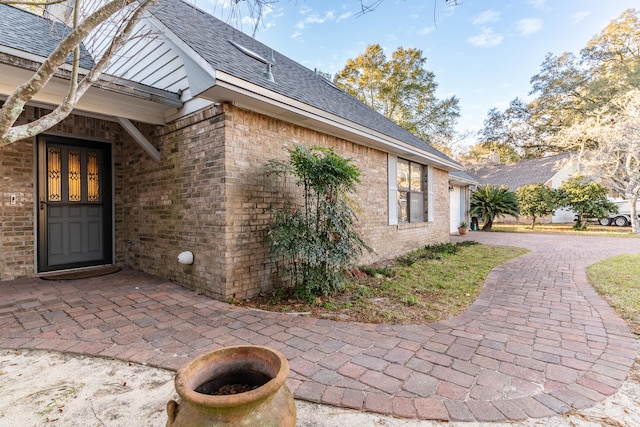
left=166, top=345, right=296, bottom=427
left=458, top=227, right=469, bottom=236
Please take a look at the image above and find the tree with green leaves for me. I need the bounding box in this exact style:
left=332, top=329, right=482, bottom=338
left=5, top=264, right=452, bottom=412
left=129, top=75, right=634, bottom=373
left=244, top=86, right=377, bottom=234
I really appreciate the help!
left=266, top=145, right=371, bottom=300
left=477, top=98, right=533, bottom=159
left=570, top=90, right=640, bottom=233
left=457, top=141, right=521, bottom=167
left=516, top=183, right=558, bottom=229
left=477, top=9, right=640, bottom=158
left=557, top=176, right=618, bottom=230
left=470, top=184, right=520, bottom=231
left=333, top=44, right=460, bottom=150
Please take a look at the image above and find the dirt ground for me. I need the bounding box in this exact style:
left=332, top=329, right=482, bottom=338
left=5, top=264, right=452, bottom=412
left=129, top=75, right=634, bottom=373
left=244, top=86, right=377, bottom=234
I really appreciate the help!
left=2, top=349, right=640, bottom=427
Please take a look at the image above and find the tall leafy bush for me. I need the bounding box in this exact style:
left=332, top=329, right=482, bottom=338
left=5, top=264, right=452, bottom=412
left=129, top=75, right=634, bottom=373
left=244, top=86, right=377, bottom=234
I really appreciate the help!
left=557, top=176, right=618, bottom=230
left=266, top=145, right=371, bottom=300
left=516, top=183, right=559, bottom=229
left=470, top=184, right=520, bottom=231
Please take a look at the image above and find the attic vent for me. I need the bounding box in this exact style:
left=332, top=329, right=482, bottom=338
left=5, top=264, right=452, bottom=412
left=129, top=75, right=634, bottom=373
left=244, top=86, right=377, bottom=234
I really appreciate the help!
left=229, top=40, right=276, bottom=83
left=228, top=40, right=271, bottom=64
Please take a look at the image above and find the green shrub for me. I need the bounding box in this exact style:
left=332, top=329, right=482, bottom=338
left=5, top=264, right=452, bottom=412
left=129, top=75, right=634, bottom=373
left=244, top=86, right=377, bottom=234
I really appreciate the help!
left=267, top=145, right=371, bottom=301
left=470, top=184, right=520, bottom=231
left=396, top=242, right=466, bottom=266
left=359, top=265, right=395, bottom=278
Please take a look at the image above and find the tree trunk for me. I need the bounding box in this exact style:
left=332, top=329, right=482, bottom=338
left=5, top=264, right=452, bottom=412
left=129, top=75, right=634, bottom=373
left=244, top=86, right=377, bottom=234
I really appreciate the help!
left=482, top=219, right=493, bottom=231
left=630, top=195, right=639, bottom=233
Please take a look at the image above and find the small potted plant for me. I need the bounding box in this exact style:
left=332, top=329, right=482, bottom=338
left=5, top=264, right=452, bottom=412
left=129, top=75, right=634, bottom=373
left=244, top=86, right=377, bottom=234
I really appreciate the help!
left=458, top=221, right=469, bottom=236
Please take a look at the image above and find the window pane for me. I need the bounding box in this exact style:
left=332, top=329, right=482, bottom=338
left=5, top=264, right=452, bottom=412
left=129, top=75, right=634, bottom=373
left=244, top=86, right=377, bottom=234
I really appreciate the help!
left=47, top=147, right=61, bottom=202
left=87, top=151, right=100, bottom=202
left=409, top=192, right=424, bottom=223
left=398, top=191, right=408, bottom=223
left=397, top=159, right=409, bottom=191
left=68, top=149, right=81, bottom=202
left=410, top=162, right=422, bottom=192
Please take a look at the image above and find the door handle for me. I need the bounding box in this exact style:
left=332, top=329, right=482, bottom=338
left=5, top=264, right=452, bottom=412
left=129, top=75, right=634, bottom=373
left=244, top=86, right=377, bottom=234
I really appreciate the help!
left=40, top=200, right=47, bottom=211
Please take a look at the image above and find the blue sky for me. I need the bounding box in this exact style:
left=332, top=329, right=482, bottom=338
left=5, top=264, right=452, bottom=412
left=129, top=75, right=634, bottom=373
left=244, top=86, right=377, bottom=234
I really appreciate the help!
left=194, top=0, right=638, bottom=151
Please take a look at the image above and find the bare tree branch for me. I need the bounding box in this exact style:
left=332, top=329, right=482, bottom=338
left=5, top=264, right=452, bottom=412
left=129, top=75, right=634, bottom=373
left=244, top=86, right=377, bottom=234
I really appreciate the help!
left=0, top=0, right=65, bottom=5
left=2, top=1, right=154, bottom=145
left=0, top=0, right=150, bottom=146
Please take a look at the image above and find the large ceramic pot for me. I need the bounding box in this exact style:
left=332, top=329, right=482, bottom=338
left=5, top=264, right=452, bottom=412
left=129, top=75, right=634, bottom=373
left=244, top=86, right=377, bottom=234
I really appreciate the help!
left=166, top=345, right=296, bottom=427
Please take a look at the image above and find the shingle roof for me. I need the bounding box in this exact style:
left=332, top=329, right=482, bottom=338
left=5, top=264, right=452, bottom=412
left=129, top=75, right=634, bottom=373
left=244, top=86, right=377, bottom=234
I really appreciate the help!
left=449, top=170, right=478, bottom=185
left=149, top=0, right=459, bottom=167
left=467, top=153, right=572, bottom=191
left=0, top=4, right=94, bottom=69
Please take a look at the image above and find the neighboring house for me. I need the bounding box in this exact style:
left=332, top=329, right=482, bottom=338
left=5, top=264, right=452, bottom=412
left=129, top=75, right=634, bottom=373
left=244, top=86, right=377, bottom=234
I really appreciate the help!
left=0, top=1, right=464, bottom=300
left=448, top=171, right=477, bottom=234
left=467, top=152, right=580, bottom=223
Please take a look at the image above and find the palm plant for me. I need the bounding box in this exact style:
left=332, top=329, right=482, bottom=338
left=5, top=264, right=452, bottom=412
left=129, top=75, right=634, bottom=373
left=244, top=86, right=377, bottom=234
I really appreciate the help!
left=470, top=184, right=520, bottom=231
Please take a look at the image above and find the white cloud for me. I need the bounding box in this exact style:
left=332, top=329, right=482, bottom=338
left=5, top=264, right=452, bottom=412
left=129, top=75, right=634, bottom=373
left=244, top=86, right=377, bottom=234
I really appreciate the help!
left=418, top=26, right=435, bottom=36
left=473, top=10, right=500, bottom=26
left=336, top=11, right=353, bottom=23
left=295, top=9, right=337, bottom=30
left=570, top=10, right=591, bottom=25
left=467, top=28, right=504, bottom=48
left=241, top=16, right=258, bottom=27
left=526, top=0, right=550, bottom=12
left=516, top=18, right=543, bottom=37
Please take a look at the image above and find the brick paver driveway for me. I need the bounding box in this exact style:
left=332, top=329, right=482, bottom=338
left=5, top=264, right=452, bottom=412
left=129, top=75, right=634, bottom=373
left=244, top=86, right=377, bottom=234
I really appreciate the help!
left=1, top=232, right=639, bottom=422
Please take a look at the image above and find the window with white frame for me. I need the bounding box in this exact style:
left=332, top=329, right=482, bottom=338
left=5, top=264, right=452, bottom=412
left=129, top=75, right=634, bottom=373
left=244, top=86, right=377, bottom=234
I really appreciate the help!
left=388, top=154, right=434, bottom=225
left=397, top=158, right=424, bottom=223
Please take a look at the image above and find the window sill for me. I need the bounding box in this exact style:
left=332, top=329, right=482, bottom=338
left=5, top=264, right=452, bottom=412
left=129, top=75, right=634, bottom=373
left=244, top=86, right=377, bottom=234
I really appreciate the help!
left=396, top=221, right=429, bottom=230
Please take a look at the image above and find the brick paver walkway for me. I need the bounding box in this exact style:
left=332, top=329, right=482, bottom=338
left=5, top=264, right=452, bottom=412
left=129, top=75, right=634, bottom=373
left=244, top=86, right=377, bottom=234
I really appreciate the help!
left=1, top=233, right=639, bottom=422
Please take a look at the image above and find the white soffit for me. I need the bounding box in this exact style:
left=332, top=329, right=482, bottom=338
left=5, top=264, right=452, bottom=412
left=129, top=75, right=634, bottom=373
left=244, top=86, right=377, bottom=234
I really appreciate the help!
left=0, top=62, right=173, bottom=125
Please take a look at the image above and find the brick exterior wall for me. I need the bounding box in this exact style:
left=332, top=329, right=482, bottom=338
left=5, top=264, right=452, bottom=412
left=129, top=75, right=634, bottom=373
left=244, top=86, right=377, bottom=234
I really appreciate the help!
left=1, top=103, right=452, bottom=300
left=0, top=128, right=34, bottom=281
left=0, top=107, right=125, bottom=281
left=218, top=104, right=451, bottom=298
left=116, top=105, right=230, bottom=299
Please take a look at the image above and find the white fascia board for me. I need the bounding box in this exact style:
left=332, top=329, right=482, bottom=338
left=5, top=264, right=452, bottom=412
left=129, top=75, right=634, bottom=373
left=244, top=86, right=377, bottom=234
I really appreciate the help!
left=144, top=16, right=216, bottom=97
left=0, top=63, right=169, bottom=124
left=164, top=95, right=215, bottom=123
left=0, top=45, right=92, bottom=74
left=207, top=71, right=463, bottom=172
left=449, top=175, right=478, bottom=186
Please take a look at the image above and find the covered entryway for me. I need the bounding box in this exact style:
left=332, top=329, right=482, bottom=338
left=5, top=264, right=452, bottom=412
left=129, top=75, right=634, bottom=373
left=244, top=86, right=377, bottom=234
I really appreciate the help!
left=449, top=171, right=478, bottom=234
left=37, top=136, right=113, bottom=272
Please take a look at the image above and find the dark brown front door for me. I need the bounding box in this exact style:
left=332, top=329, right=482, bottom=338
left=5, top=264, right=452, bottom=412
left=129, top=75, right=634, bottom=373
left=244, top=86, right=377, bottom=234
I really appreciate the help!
left=38, top=136, right=113, bottom=272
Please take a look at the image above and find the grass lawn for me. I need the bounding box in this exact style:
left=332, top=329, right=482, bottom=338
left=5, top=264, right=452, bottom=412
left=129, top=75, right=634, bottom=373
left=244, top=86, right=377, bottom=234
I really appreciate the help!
left=236, top=242, right=529, bottom=324
left=237, top=227, right=639, bottom=331
left=588, top=253, right=640, bottom=335
left=491, top=222, right=639, bottom=237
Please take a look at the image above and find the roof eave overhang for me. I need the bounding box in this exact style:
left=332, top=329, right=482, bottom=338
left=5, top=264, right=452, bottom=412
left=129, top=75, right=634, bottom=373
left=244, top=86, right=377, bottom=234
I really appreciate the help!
left=0, top=50, right=182, bottom=125
left=200, top=71, right=463, bottom=172
left=449, top=175, right=479, bottom=186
